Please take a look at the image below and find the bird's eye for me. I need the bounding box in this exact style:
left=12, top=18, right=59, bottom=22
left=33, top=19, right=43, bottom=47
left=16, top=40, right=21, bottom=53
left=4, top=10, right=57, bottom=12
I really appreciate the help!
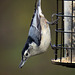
left=26, top=53, right=28, bottom=56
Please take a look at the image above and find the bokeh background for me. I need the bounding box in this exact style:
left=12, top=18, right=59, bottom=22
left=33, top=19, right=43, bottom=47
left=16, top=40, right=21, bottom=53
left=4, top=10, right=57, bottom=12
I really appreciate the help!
left=0, top=0, right=75, bottom=75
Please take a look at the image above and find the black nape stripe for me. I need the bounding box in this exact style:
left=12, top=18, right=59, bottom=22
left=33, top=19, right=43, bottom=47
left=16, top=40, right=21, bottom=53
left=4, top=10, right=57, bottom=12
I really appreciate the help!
left=22, top=36, right=35, bottom=57
left=22, top=35, right=41, bottom=59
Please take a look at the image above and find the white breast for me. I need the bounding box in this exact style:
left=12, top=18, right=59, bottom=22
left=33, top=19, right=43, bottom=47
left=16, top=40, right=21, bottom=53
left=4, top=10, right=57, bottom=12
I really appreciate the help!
left=40, top=25, right=50, bottom=52
left=29, top=17, right=51, bottom=56
left=39, top=16, right=51, bottom=52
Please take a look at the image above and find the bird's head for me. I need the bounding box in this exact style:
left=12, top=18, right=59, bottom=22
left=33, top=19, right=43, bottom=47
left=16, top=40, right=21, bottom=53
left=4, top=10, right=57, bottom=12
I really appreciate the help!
left=19, top=44, right=31, bottom=68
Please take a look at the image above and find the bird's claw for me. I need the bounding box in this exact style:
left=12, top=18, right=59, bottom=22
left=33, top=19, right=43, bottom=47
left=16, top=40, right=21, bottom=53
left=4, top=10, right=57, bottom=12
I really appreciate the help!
left=50, top=42, right=59, bottom=50
left=49, top=13, right=60, bottom=25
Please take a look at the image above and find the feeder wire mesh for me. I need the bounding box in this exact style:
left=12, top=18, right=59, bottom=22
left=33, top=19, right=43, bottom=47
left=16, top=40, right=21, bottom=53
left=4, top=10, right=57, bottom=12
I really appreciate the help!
left=51, top=0, right=75, bottom=68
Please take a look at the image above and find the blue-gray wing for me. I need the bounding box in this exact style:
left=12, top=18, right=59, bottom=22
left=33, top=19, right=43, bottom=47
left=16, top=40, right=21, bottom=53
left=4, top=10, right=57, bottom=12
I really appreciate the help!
left=28, top=0, right=42, bottom=46
left=28, top=25, right=41, bottom=46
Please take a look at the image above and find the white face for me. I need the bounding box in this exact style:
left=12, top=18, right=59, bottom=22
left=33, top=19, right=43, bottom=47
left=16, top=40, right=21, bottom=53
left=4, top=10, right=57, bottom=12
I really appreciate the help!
left=19, top=50, right=30, bottom=68
left=23, top=44, right=34, bottom=59
left=23, top=50, right=30, bottom=60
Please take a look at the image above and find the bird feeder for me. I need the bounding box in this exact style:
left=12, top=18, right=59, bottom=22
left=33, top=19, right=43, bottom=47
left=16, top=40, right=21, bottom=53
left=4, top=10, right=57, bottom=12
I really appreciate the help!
left=51, top=0, right=75, bottom=68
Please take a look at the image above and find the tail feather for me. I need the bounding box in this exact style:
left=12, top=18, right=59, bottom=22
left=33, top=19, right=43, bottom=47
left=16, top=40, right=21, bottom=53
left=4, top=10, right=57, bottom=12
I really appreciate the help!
left=37, top=0, right=41, bottom=7
left=30, top=0, right=43, bottom=27
left=37, top=0, right=43, bottom=16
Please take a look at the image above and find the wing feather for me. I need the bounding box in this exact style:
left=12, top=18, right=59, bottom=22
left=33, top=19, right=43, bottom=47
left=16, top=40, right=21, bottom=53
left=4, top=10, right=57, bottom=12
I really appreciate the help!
left=28, top=0, right=42, bottom=46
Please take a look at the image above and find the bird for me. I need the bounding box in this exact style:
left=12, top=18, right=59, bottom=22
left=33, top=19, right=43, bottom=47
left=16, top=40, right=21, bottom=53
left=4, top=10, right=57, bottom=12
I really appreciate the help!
left=19, top=0, right=51, bottom=68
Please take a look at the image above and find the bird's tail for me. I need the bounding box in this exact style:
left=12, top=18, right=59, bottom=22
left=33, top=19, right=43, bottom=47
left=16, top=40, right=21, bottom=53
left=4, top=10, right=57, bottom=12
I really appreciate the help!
left=34, top=0, right=42, bottom=15
left=37, top=0, right=41, bottom=7
left=37, top=0, right=43, bottom=16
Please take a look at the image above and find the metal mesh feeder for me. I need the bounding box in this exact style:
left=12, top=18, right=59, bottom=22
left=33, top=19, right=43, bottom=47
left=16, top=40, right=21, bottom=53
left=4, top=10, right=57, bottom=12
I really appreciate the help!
left=51, top=0, right=75, bottom=68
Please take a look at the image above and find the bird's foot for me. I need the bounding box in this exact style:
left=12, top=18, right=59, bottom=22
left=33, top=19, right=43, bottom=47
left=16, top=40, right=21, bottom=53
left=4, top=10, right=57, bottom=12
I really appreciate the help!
left=48, top=13, right=60, bottom=25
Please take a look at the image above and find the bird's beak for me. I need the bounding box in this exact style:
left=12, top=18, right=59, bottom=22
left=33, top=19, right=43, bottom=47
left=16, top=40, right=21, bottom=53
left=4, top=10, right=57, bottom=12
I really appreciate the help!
left=19, top=57, right=28, bottom=68
left=19, top=60, right=26, bottom=68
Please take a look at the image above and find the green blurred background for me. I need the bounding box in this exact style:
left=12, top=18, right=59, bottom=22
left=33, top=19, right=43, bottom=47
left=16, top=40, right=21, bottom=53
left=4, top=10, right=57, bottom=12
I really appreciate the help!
left=0, top=0, right=75, bottom=75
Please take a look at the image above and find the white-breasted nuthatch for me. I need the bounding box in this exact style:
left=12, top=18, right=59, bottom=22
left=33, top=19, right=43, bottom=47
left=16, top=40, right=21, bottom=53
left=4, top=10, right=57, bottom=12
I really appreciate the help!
left=19, top=0, right=51, bottom=68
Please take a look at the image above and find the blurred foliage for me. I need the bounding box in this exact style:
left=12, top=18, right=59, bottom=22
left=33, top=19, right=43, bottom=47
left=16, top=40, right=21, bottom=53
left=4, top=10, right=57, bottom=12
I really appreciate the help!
left=0, top=0, right=75, bottom=75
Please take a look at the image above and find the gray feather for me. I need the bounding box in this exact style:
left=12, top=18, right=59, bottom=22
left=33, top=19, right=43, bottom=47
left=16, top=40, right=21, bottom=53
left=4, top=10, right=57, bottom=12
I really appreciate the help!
left=29, top=26, right=41, bottom=46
